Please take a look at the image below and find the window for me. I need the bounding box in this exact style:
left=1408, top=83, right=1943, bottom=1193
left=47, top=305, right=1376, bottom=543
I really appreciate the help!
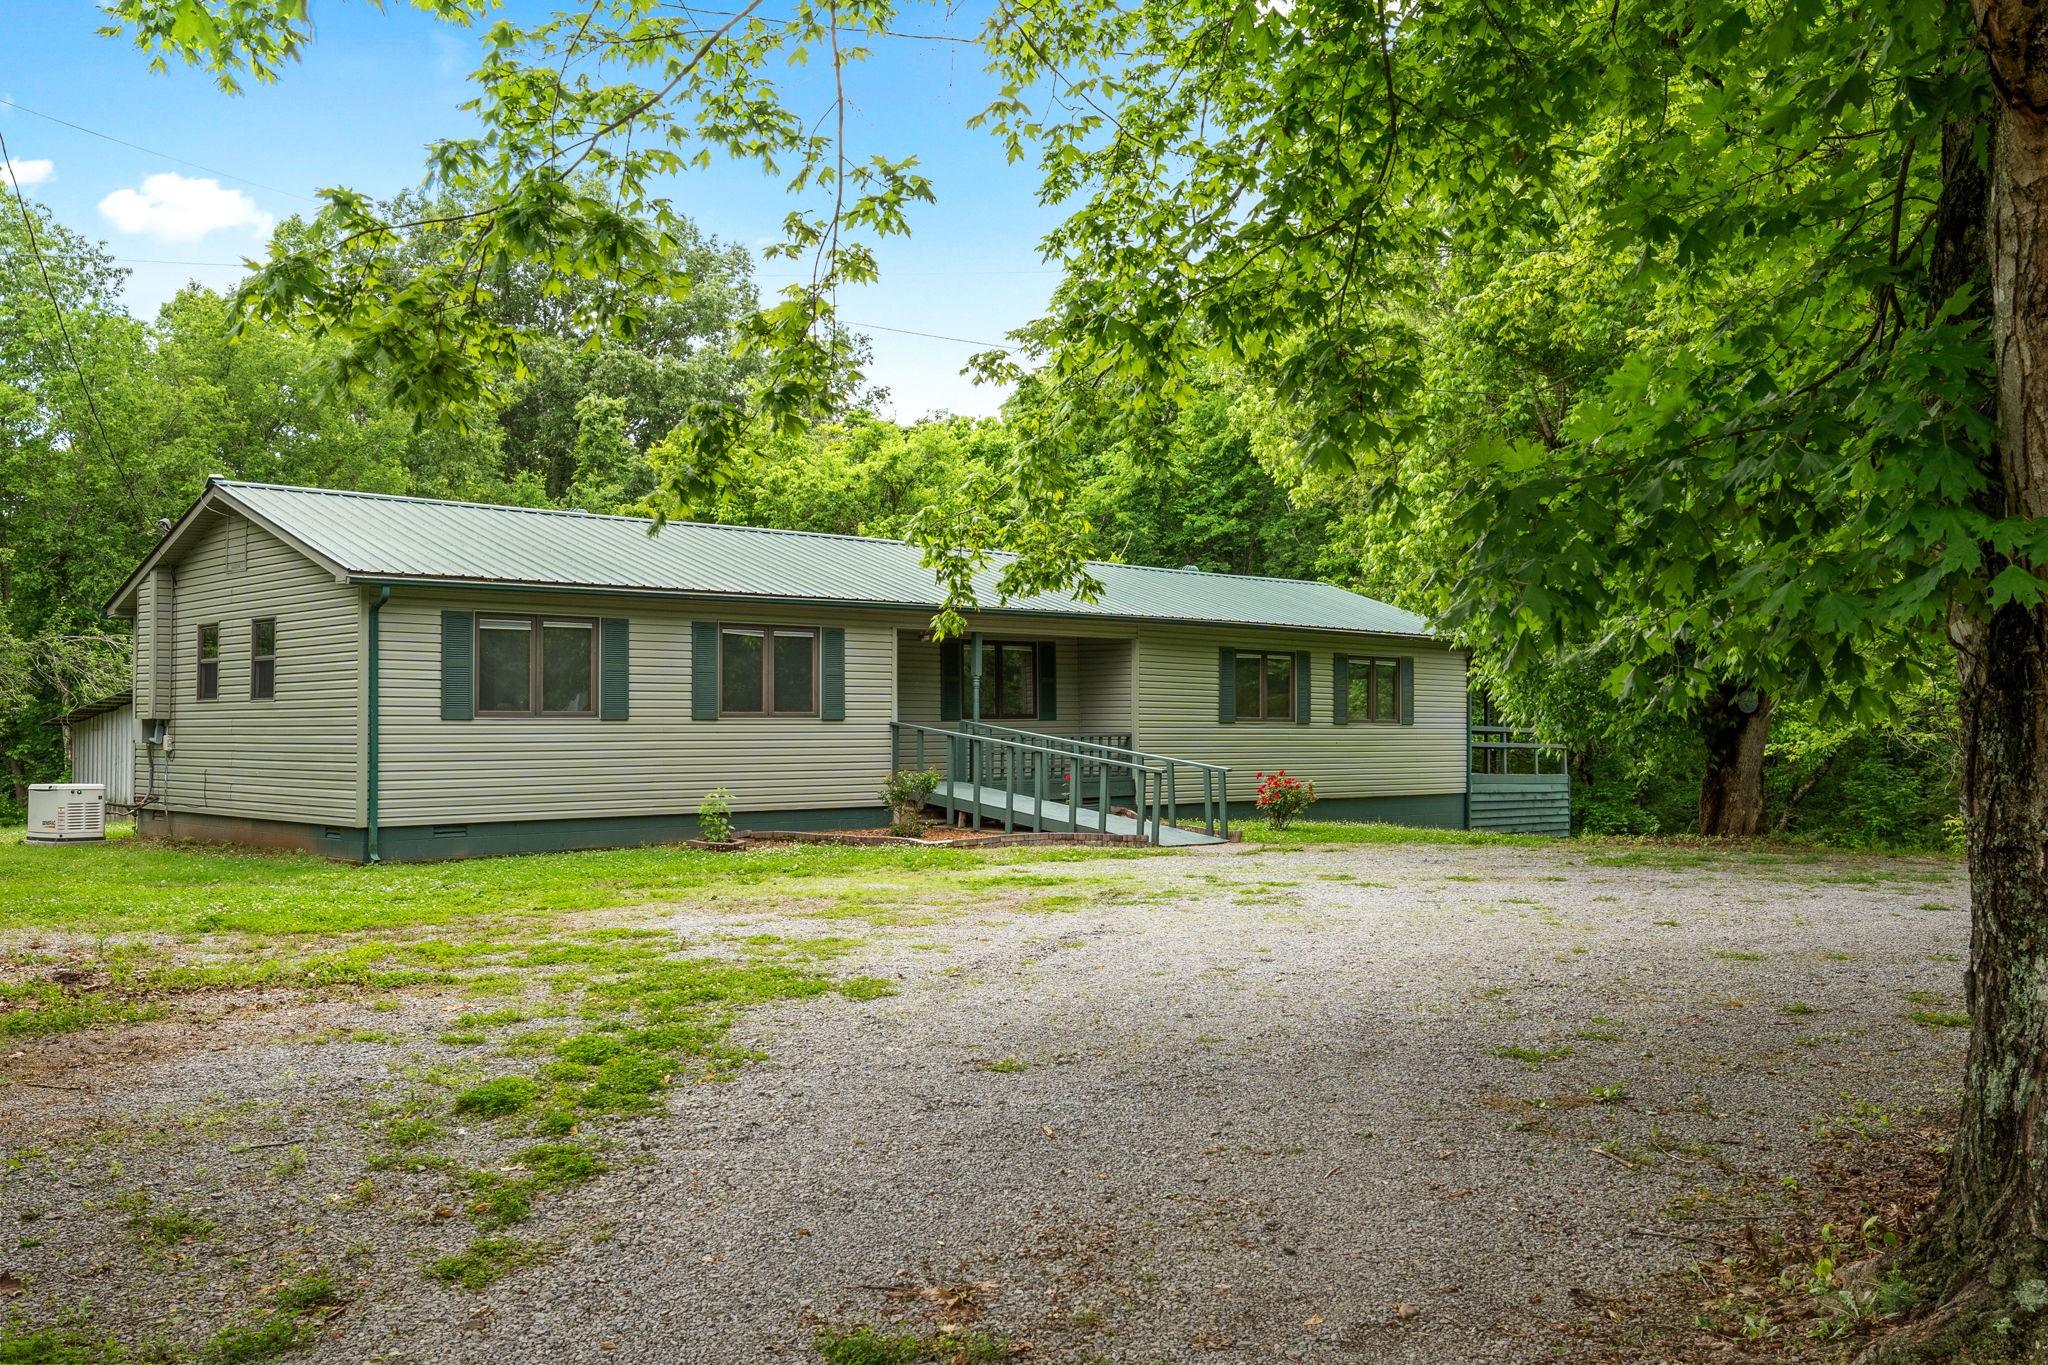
left=720, top=625, right=816, bottom=716
left=196, top=623, right=220, bottom=700
left=1348, top=657, right=1402, bottom=723
left=476, top=615, right=596, bottom=716
left=975, top=641, right=1039, bottom=720
left=250, top=618, right=277, bottom=700
left=1232, top=651, right=1294, bottom=721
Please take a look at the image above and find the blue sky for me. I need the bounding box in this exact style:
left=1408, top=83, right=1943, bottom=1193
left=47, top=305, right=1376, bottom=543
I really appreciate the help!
left=3, top=3, right=1065, bottom=417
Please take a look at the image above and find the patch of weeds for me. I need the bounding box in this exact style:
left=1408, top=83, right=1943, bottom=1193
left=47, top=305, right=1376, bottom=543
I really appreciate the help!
left=438, top=1030, right=487, bottom=1046
left=1904, top=989, right=1944, bottom=1006
left=114, top=1189, right=216, bottom=1249
left=1494, top=1044, right=1573, bottom=1069
left=462, top=1143, right=605, bottom=1230
left=1714, top=950, right=1766, bottom=962
left=1909, top=1010, right=1969, bottom=1029
left=1652, top=919, right=1679, bottom=927
left=1816, top=1095, right=1894, bottom=1141
left=836, top=977, right=896, bottom=1002
left=268, top=1147, right=308, bottom=1180
left=425, top=1236, right=551, bottom=1290
left=0, top=986, right=166, bottom=1039
left=977, top=1057, right=1028, bottom=1074
left=204, top=1271, right=341, bottom=1363
left=1782, top=1002, right=1818, bottom=1016
left=1919, top=903, right=1955, bottom=912
left=451, top=1077, right=539, bottom=1118
left=384, top=1115, right=444, bottom=1149
left=0, top=1323, right=132, bottom=1363
left=1588, top=1085, right=1630, bottom=1104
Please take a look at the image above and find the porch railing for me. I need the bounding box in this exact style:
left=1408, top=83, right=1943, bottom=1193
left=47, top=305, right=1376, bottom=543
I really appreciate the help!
left=889, top=720, right=1230, bottom=843
left=1469, top=725, right=1569, bottom=776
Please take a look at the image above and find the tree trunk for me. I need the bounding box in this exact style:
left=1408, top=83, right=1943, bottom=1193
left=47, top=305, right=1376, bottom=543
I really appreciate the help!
left=1872, top=34, right=2048, bottom=1353
left=1696, top=684, right=1773, bottom=836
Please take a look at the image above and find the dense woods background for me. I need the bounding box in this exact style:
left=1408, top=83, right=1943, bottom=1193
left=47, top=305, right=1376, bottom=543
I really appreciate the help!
left=0, top=197, right=1957, bottom=848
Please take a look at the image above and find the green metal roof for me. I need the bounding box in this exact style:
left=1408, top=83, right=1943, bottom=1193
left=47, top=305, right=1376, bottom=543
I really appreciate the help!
left=122, top=480, right=1435, bottom=638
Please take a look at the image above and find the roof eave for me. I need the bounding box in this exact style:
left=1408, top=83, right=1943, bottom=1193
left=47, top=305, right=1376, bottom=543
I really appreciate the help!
left=341, top=573, right=1439, bottom=639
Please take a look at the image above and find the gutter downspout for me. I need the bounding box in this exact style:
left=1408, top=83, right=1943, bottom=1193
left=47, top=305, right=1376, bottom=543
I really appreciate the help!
left=367, top=586, right=390, bottom=862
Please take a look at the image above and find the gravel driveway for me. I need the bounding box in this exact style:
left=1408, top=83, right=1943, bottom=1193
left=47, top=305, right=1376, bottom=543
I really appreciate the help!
left=0, top=838, right=1967, bottom=1363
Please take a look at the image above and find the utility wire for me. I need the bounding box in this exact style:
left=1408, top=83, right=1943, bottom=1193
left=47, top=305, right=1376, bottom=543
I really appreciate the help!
left=0, top=96, right=320, bottom=204
left=850, top=319, right=1013, bottom=350
left=0, top=126, right=151, bottom=521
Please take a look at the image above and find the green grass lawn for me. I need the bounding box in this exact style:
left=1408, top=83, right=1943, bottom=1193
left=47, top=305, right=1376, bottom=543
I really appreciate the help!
left=0, top=824, right=1132, bottom=937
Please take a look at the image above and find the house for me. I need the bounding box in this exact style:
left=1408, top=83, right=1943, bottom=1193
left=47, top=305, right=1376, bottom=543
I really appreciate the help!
left=99, top=479, right=1562, bottom=860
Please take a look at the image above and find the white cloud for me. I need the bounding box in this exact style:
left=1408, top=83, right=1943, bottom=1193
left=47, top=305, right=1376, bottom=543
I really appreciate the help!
left=98, top=172, right=273, bottom=241
left=2, top=158, right=53, bottom=189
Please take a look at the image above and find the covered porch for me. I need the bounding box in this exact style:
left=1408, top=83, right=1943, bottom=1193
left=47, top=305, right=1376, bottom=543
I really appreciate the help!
left=892, top=629, right=1230, bottom=845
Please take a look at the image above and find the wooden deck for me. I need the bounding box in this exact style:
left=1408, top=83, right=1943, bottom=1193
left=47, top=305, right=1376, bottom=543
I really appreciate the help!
left=936, top=779, right=1226, bottom=847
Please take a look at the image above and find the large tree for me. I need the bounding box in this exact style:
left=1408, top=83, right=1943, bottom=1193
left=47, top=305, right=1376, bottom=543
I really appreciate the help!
left=99, top=0, right=2048, bottom=1345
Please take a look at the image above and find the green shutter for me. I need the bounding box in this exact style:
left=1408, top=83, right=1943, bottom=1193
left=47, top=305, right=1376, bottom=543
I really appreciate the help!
left=599, top=618, right=629, bottom=721
left=938, top=639, right=963, bottom=722
left=1332, top=655, right=1351, bottom=725
left=1398, top=656, right=1416, bottom=726
left=1294, top=651, right=1311, bottom=725
left=692, top=621, right=720, bottom=721
left=1218, top=648, right=1236, bottom=723
left=1036, top=642, right=1057, bottom=721
left=821, top=627, right=846, bottom=721
left=440, top=611, right=474, bottom=721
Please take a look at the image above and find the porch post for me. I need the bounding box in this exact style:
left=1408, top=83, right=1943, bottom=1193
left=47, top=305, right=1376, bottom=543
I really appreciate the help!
left=969, top=632, right=984, bottom=722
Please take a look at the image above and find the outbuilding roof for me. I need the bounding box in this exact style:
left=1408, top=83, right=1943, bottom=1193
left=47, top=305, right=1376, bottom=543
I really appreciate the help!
left=109, top=480, right=1435, bottom=638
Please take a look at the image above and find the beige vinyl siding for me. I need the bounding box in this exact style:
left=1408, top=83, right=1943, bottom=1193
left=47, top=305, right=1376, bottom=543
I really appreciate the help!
left=378, top=594, right=897, bottom=823
left=133, top=569, right=177, bottom=721
left=140, top=512, right=363, bottom=822
left=1132, top=624, right=1467, bottom=801
left=1076, top=638, right=1133, bottom=733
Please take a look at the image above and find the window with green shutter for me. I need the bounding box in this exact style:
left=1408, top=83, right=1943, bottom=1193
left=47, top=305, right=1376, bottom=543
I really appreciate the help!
left=440, top=611, right=475, bottom=721
left=1225, top=650, right=1296, bottom=720
left=821, top=627, right=846, bottom=721
left=1343, top=656, right=1405, bottom=724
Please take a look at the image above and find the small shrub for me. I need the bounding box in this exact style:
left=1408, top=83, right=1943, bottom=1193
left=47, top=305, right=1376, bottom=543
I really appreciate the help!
left=697, top=788, right=735, bottom=844
left=879, top=769, right=943, bottom=837
left=1254, top=770, right=1317, bottom=830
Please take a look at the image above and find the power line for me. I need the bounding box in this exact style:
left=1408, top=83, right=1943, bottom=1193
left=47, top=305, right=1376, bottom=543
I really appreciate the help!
left=847, top=319, right=1013, bottom=350
left=0, top=125, right=151, bottom=520
left=0, top=96, right=320, bottom=204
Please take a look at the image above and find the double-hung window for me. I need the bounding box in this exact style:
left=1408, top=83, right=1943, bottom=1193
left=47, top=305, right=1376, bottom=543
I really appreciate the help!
left=477, top=615, right=596, bottom=716
left=974, top=641, right=1039, bottom=720
left=1348, top=657, right=1402, bottom=723
left=250, top=618, right=277, bottom=700
left=720, top=625, right=817, bottom=716
left=1232, top=650, right=1294, bottom=721
left=196, top=623, right=221, bottom=700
